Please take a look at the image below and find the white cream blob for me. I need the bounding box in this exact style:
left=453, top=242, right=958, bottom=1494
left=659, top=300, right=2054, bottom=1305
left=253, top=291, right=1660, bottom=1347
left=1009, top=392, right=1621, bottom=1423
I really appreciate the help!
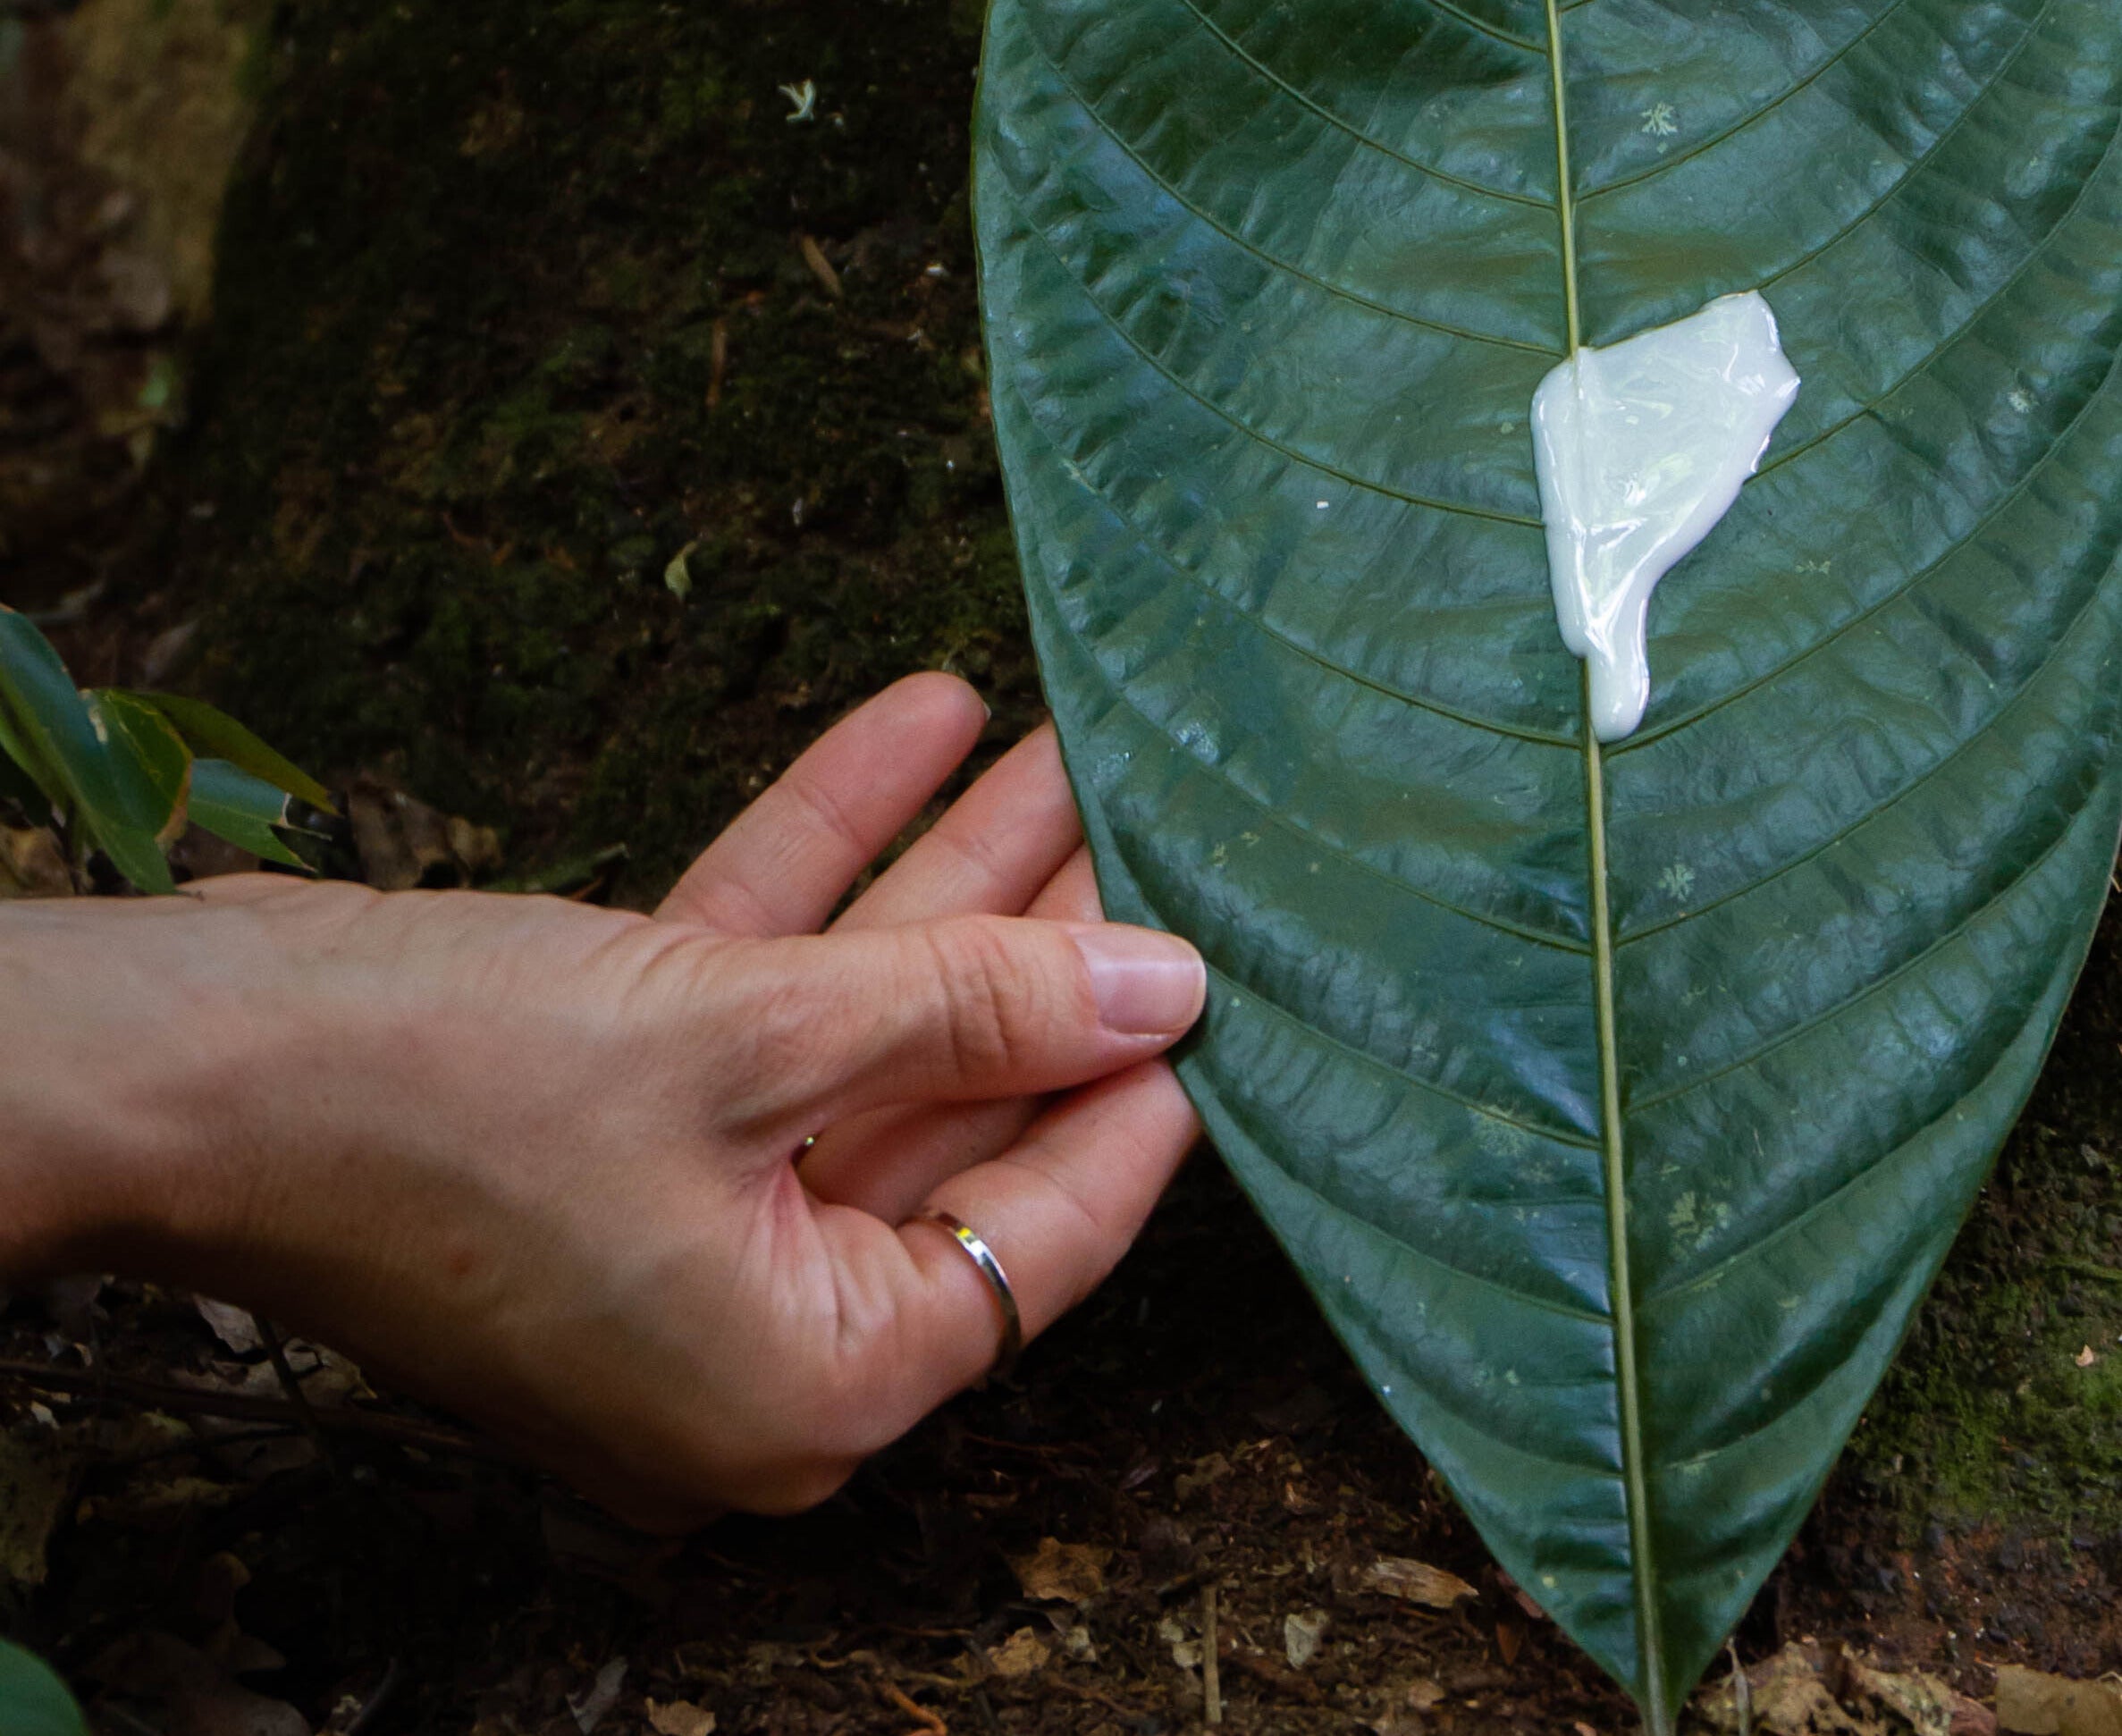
left=1530, top=291, right=1799, bottom=742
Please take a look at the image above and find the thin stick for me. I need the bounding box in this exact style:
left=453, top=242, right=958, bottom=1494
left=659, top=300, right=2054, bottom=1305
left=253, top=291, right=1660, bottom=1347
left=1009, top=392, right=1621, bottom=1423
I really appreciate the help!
left=341, top=1657, right=404, bottom=1736
left=1202, top=1583, right=1222, bottom=1726
left=251, top=1311, right=337, bottom=1472
left=877, top=1680, right=946, bottom=1735
left=0, top=1358, right=515, bottom=1462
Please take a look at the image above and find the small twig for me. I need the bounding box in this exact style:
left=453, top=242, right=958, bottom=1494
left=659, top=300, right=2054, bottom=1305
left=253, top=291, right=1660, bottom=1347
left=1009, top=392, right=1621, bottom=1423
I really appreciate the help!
left=877, top=1679, right=946, bottom=1735
left=339, top=1656, right=403, bottom=1736
left=0, top=1358, right=516, bottom=1462
left=112, top=1424, right=300, bottom=1469
left=1202, top=1583, right=1223, bottom=1726
left=250, top=1311, right=338, bottom=1473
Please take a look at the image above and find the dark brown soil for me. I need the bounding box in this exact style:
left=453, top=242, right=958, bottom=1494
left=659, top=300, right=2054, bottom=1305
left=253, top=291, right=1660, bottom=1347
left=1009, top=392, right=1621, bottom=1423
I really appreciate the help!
left=2, top=0, right=2118, bottom=1731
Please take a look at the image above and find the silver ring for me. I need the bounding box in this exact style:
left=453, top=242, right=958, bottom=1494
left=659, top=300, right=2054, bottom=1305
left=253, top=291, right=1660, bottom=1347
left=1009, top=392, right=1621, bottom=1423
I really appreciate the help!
left=917, top=1209, right=1023, bottom=1382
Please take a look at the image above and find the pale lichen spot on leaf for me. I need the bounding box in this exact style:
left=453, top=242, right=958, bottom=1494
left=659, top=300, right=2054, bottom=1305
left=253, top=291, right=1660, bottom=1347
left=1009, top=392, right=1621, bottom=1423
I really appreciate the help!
left=1473, top=1116, right=1533, bottom=1160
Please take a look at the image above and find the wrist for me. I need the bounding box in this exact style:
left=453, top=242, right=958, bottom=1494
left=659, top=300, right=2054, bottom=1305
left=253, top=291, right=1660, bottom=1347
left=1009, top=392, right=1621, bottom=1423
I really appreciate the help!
left=0, top=893, right=301, bottom=1279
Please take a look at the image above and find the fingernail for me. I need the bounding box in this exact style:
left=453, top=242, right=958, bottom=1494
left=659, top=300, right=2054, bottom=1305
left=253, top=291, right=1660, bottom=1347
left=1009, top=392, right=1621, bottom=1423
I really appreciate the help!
left=1070, top=924, right=1206, bottom=1035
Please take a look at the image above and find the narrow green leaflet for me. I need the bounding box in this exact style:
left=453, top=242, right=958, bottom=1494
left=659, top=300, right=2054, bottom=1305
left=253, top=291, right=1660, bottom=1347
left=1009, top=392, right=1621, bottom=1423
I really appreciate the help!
left=0, top=1639, right=88, bottom=1736
left=973, top=0, right=2122, bottom=1723
left=117, top=689, right=336, bottom=813
left=88, top=691, right=192, bottom=843
left=0, top=610, right=174, bottom=893
left=186, top=758, right=311, bottom=868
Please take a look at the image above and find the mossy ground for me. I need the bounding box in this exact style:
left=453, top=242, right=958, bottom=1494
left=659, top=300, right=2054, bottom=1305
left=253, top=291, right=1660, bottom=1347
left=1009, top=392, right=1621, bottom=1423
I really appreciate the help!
left=169, top=0, right=1034, bottom=897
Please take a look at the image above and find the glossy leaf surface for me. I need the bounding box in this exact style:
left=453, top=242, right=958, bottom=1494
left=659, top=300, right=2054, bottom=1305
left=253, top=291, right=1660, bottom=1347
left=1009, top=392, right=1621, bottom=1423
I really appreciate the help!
left=0, top=611, right=174, bottom=894
left=0, top=1639, right=88, bottom=1736
left=120, top=689, right=336, bottom=813
left=973, top=0, right=2122, bottom=1722
left=186, top=757, right=310, bottom=868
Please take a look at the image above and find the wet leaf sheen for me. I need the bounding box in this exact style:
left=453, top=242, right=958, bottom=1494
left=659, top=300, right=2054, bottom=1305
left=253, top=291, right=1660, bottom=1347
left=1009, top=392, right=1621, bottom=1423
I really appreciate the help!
left=973, top=0, right=2122, bottom=1722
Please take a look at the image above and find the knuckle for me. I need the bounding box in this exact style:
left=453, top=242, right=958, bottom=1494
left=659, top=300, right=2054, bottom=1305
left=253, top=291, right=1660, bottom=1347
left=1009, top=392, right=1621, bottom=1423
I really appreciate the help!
left=930, top=921, right=1057, bottom=1083
left=717, top=957, right=831, bottom=1125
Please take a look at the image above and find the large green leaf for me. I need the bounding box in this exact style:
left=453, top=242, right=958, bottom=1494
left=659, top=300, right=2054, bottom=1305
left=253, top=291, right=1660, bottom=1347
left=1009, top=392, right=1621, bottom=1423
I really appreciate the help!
left=973, top=0, right=2122, bottom=1724
left=0, top=1639, right=88, bottom=1736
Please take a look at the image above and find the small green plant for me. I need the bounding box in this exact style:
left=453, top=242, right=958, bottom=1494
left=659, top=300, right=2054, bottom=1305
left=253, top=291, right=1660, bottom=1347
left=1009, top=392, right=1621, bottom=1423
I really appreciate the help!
left=0, top=605, right=332, bottom=891
left=0, top=1636, right=87, bottom=1736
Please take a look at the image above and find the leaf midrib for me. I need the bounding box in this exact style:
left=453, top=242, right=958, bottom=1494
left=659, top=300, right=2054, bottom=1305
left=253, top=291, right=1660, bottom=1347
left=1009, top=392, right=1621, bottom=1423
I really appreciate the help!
left=1541, top=1, right=1667, bottom=1726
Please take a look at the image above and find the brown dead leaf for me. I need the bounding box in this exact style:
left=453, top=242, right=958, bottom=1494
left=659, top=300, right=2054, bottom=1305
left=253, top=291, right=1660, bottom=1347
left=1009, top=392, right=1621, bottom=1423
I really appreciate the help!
left=1284, top=1610, right=1328, bottom=1670
left=645, top=1704, right=716, bottom=1736
left=1995, top=1667, right=2122, bottom=1736
left=0, top=825, right=72, bottom=897
left=0, top=1422, right=78, bottom=1586
left=986, top=1629, right=1050, bottom=1680
left=568, top=1657, right=627, bottom=1734
left=1360, top=1556, right=1478, bottom=1609
left=1008, top=1537, right=1111, bottom=1605
left=347, top=776, right=500, bottom=889
left=1695, top=1643, right=1958, bottom=1736
left=1846, top=1656, right=1958, bottom=1736
left=195, top=1296, right=263, bottom=1355
left=1175, top=1451, right=1230, bottom=1502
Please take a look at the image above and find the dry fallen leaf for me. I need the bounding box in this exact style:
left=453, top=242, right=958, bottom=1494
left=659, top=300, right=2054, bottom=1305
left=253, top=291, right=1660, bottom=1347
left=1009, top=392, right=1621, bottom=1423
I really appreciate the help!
left=1158, top=1614, right=1200, bottom=1672
left=986, top=1628, right=1051, bottom=1680
left=195, top=1296, right=264, bottom=1355
left=1008, top=1537, right=1111, bottom=1605
left=0, top=1424, right=77, bottom=1587
left=646, top=1700, right=717, bottom=1736
left=1995, top=1666, right=2122, bottom=1736
left=2076, top=1344, right=2098, bottom=1368
left=1844, top=1654, right=1959, bottom=1736
left=1694, top=1643, right=1961, bottom=1736
left=0, top=825, right=73, bottom=897
left=568, top=1657, right=627, bottom=1735
left=1405, top=1679, right=1446, bottom=1712
left=1284, top=1609, right=1329, bottom=1670
left=347, top=776, right=501, bottom=890
left=1174, top=1451, right=1231, bottom=1502
left=1360, top=1556, right=1478, bottom=1609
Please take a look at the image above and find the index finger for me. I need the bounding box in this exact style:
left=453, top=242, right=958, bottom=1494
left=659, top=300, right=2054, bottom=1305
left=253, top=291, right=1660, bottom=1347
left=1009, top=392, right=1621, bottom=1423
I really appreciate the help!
left=657, top=673, right=986, bottom=935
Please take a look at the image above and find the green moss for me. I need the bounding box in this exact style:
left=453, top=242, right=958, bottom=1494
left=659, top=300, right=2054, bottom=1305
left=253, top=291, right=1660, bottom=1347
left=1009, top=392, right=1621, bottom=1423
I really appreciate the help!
left=167, top=0, right=1033, bottom=893
left=1842, top=1108, right=2122, bottom=1545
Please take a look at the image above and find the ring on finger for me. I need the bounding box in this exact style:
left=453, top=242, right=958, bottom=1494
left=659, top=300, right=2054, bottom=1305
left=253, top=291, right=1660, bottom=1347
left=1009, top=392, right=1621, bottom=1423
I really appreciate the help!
left=916, top=1209, right=1023, bottom=1383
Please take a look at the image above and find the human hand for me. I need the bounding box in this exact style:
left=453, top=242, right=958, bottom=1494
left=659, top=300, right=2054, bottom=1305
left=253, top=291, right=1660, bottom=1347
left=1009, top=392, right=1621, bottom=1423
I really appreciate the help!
left=0, top=675, right=1203, bottom=1524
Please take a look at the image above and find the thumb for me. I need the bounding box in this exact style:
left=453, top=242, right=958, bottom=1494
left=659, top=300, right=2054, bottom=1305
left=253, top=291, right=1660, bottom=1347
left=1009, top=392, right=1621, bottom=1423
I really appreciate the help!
left=724, top=914, right=1205, bottom=1133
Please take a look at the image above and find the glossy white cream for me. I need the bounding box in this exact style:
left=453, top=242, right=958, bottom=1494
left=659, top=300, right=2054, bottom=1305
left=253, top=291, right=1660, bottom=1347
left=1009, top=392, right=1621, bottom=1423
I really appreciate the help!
left=1530, top=291, right=1799, bottom=742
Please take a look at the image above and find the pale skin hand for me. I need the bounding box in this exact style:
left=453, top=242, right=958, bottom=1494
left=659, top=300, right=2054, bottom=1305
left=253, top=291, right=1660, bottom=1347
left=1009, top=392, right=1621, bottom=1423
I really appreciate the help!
left=0, top=674, right=1204, bottom=1526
